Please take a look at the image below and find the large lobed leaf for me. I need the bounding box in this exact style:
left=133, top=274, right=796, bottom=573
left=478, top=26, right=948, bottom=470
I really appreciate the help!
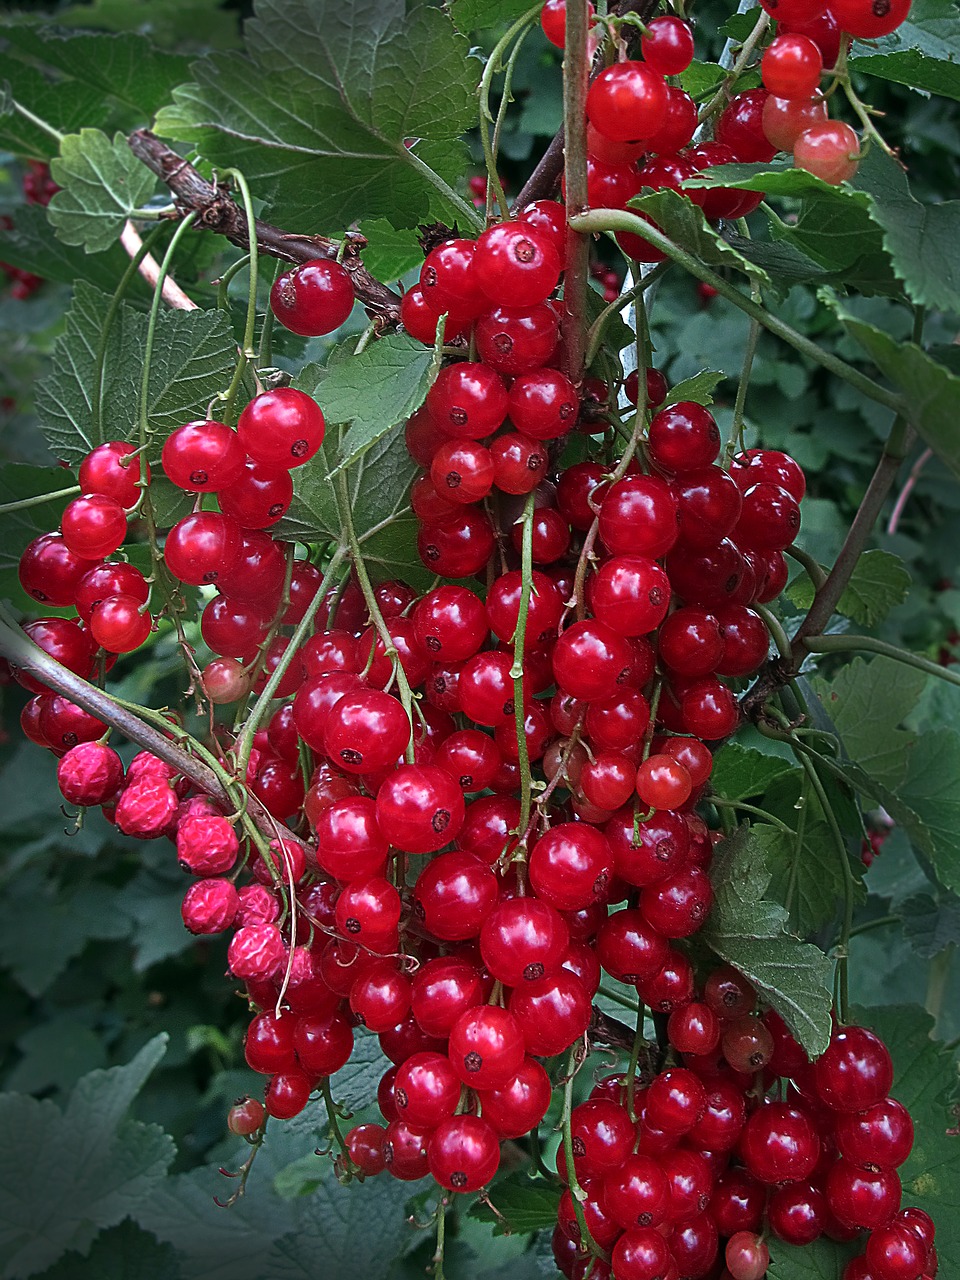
left=850, top=0, right=960, bottom=101
left=154, top=0, right=477, bottom=230
left=48, top=129, right=157, bottom=254
left=787, top=548, right=912, bottom=628
left=702, top=828, right=834, bottom=1056
left=0, top=1038, right=174, bottom=1279
left=34, top=282, right=237, bottom=471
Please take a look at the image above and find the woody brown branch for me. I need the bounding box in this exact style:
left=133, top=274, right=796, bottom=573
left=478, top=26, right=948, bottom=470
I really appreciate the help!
left=127, top=130, right=402, bottom=326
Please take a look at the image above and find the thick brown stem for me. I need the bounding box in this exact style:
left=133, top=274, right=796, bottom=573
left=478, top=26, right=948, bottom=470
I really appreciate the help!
left=127, top=130, right=402, bottom=326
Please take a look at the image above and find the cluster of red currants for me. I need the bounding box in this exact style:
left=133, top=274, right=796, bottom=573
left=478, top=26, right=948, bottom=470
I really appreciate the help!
left=1, top=160, right=59, bottom=300
left=544, top=967, right=935, bottom=1280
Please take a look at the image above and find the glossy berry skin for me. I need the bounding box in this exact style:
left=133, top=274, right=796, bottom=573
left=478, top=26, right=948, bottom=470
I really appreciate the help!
left=322, top=689, right=411, bottom=774
left=648, top=402, right=721, bottom=473
left=835, top=1096, right=914, bottom=1169
left=61, top=494, right=127, bottom=560
left=487, top=569, right=563, bottom=649
left=587, top=61, right=669, bottom=144
left=393, top=1051, right=461, bottom=1129
left=825, top=1159, right=902, bottom=1230
left=410, top=956, right=486, bottom=1038
left=814, top=1025, right=894, bottom=1112
left=832, top=0, right=911, bottom=38
left=161, top=420, right=246, bottom=492
left=508, top=971, right=592, bottom=1056
left=508, top=369, right=579, bottom=440
left=762, top=33, right=823, bottom=99
left=636, top=754, right=692, bottom=812
left=428, top=1115, right=500, bottom=1193
left=668, top=1000, right=721, bottom=1055
left=479, top=1057, right=552, bottom=1138
left=419, top=238, right=486, bottom=321
left=474, top=303, right=559, bottom=376
left=90, top=593, right=152, bottom=653
left=717, top=89, right=777, bottom=163
left=611, top=1227, right=674, bottom=1280
left=350, top=962, right=412, bottom=1033
left=237, top=388, right=326, bottom=470
left=490, top=432, right=547, bottom=495
left=673, top=465, right=743, bottom=548
left=19, top=533, right=91, bottom=607
left=245, top=1009, right=298, bottom=1074
left=427, top=362, right=508, bottom=440
left=17, top=618, right=97, bottom=692
left=430, top=438, right=494, bottom=503
left=473, top=222, right=562, bottom=308
left=795, top=120, right=861, bottom=184
left=762, top=91, right=829, bottom=152
left=417, top=508, right=495, bottom=578
left=739, top=1102, right=821, bottom=1184
left=645, top=1067, right=707, bottom=1135
left=448, top=1005, right=525, bottom=1089
left=598, top=474, right=679, bottom=559
left=480, top=896, right=569, bottom=987
left=346, top=1123, right=387, bottom=1175
left=164, top=511, right=242, bottom=586
left=590, top=556, right=671, bottom=638
left=78, top=441, right=146, bottom=508
left=270, top=258, right=355, bottom=335
left=334, top=876, right=401, bottom=947
left=375, top=763, right=465, bottom=854
left=228, top=1097, right=265, bottom=1137
left=726, top=1231, right=770, bottom=1280
left=265, top=1068, right=314, bottom=1120
left=641, top=15, right=695, bottom=75
left=865, top=1222, right=928, bottom=1279
left=602, top=1153, right=670, bottom=1229
left=552, top=620, right=633, bottom=702
left=528, top=822, right=614, bottom=910
left=596, top=909, right=670, bottom=984
left=768, top=1181, right=828, bottom=1247
left=413, top=585, right=487, bottom=662
left=413, top=850, right=498, bottom=941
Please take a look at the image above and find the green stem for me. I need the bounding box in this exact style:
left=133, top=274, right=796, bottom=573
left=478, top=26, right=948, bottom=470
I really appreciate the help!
left=625, top=1003, right=648, bottom=1123
left=433, top=1199, right=447, bottom=1280
left=0, top=484, right=80, bottom=514
left=584, top=260, right=670, bottom=367
left=335, top=471, right=417, bottom=761
left=561, top=1043, right=606, bottom=1261
left=512, top=492, right=537, bottom=843
left=698, top=8, right=771, bottom=124
left=216, top=252, right=251, bottom=313
left=597, top=984, right=641, bottom=1014
left=217, top=170, right=259, bottom=425
left=402, top=146, right=483, bottom=232
left=234, top=546, right=348, bottom=782
left=804, top=633, right=960, bottom=691
left=785, top=545, right=827, bottom=592
left=755, top=604, right=793, bottom=663
left=726, top=313, right=761, bottom=460
left=320, top=1078, right=353, bottom=1166
left=478, top=3, right=541, bottom=222
left=848, top=914, right=899, bottom=940
left=569, top=209, right=905, bottom=417
left=10, top=98, right=65, bottom=145
left=709, top=797, right=796, bottom=835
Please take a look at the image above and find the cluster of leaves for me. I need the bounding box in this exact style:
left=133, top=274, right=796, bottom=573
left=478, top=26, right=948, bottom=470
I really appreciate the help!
left=1, top=0, right=960, bottom=1277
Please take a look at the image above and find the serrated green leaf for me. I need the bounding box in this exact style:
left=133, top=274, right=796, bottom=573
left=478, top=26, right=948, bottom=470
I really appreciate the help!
left=0, top=1037, right=174, bottom=1279
left=896, top=729, right=960, bottom=895
left=327, top=1031, right=389, bottom=1114
left=154, top=0, right=478, bottom=230
left=899, top=891, right=960, bottom=958
left=32, top=1221, right=181, bottom=1280
left=0, top=205, right=148, bottom=294
left=663, top=369, right=726, bottom=408
left=811, top=655, right=927, bottom=792
left=35, top=282, right=236, bottom=467
left=851, top=0, right=960, bottom=101
left=679, top=60, right=724, bottom=100
left=859, top=1004, right=960, bottom=1273
left=358, top=218, right=423, bottom=283
left=768, top=1237, right=857, bottom=1279
left=469, top=1171, right=563, bottom=1236
left=628, top=188, right=770, bottom=286
left=0, top=61, right=108, bottom=160
left=4, top=27, right=192, bottom=116
left=314, top=333, right=438, bottom=477
left=787, top=549, right=911, bottom=627
left=710, top=742, right=798, bottom=804
left=48, top=130, right=156, bottom=253
left=5, top=1017, right=107, bottom=1098
left=760, top=821, right=865, bottom=938
left=852, top=147, right=960, bottom=315
left=702, top=828, right=834, bottom=1056
left=827, top=300, right=960, bottom=479
left=450, top=0, right=538, bottom=32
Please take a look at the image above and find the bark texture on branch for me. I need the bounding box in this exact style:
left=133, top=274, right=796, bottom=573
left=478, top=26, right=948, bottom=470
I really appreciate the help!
left=127, top=130, right=402, bottom=326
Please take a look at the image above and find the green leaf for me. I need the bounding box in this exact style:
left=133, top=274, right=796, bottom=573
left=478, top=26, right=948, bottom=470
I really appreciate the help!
left=276, top=378, right=431, bottom=588
left=0, top=60, right=107, bottom=160
left=450, top=0, right=538, bottom=32
left=811, top=655, right=927, bottom=793
left=759, top=821, right=865, bottom=938
left=327, top=1031, right=389, bottom=1114
left=710, top=742, right=798, bottom=804
left=35, top=282, right=237, bottom=467
left=852, top=147, right=960, bottom=315
left=628, top=188, right=771, bottom=286
left=32, top=1221, right=181, bottom=1280
left=850, top=0, right=960, bottom=101
left=899, top=891, right=960, bottom=958
left=0, top=464, right=79, bottom=607
left=0, top=1037, right=174, bottom=1279
left=315, top=333, right=438, bottom=477
left=154, top=0, right=477, bottom=230
left=4, top=27, right=192, bottom=116
left=0, top=205, right=147, bottom=294
left=768, top=1237, right=857, bottom=1279
left=896, top=730, right=960, bottom=896
left=663, top=369, right=726, bottom=408
left=679, top=60, right=725, bottom=100
left=6, top=1016, right=107, bottom=1097
left=787, top=549, right=911, bottom=627
left=358, top=219, right=423, bottom=283
left=469, top=1171, right=563, bottom=1236
left=702, top=828, right=834, bottom=1056
left=827, top=300, right=960, bottom=479
left=47, top=130, right=156, bottom=253
left=859, top=1004, right=960, bottom=1274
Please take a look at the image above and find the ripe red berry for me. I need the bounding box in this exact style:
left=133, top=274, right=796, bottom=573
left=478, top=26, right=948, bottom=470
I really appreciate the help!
left=270, top=258, right=355, bottom=335
left=237, top=387, right=326, bottom=470
left=428, top=1115, right=500, bottom=1192
left=587, top=61, right=669, bottom=144
left=794, top=120, right=861, bottom=184
left=78, top=441, right=146, bottom=508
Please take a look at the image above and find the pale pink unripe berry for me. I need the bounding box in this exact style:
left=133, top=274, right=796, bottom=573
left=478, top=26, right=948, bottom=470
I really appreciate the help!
left=181, top=878, right=240, bottom=934
left=228, top=923, right=286, bottom=981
